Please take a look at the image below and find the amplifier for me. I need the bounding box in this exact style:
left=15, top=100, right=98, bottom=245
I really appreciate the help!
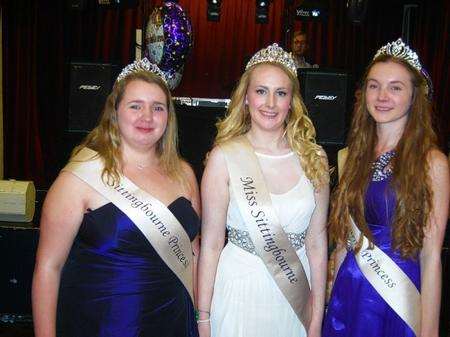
left=0, top=180, right=35, bottom=223
left=0, top=225, right=39, bottom=315
left=174, top=97, right=230, bottom=108
left=174, top=98, right=228, bottom=180
left=298, top=68, right=349, bottom=145
left=68, top=62, right=120, bottom=132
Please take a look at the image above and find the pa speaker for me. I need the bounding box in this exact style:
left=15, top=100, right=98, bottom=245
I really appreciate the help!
left=68, top=62, right=120, bottom=132
left=0, top=226, right=39, bottom=314
left=174, top=98, right=228, bottom=180
left=298, top=68, right=349, bottom=145
left=347, top=0, right=369, bottom=24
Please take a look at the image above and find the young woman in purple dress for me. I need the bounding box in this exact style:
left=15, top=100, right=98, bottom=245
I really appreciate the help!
left=323, top=39, right=449, bottom=337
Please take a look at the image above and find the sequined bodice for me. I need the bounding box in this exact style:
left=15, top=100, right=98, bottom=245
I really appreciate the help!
left=365, top=151, right=397, bottom=231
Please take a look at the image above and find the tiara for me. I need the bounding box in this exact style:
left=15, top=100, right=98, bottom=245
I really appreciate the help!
left=245, top=43, right=297, bottom=76
left=116, top=58, right=168, bottom=85
left=373, top=38, right=422, bottom=71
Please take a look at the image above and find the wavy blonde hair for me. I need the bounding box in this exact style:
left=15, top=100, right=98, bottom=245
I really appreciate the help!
left=214, top=62, right=329, bottom=189
left=72, top=71, right=185, bottom=186
left=329, top=55, right=438, bottom=258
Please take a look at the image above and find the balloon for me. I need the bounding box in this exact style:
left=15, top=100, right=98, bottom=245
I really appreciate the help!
left=164, top=66, right=184, bottom=90
left=145, top=2, right=193, bottom=89
left=159, top=2, right=193, bottom=72
left=145, top=8, right=164, bottom=65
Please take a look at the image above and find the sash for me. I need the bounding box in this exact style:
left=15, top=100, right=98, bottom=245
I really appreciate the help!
left=63, top=147, right=194, bottom=302
left=350, top=217, right=421, bottom=336
left=221, top=136, right=311, bottom=327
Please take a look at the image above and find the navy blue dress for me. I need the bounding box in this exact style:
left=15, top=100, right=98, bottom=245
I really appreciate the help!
left=57, top=197, right=199, bottom=337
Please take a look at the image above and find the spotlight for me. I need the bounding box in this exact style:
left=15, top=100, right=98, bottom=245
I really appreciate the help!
left=207, top=0, right=221, bottom=22
left=256, top=0, right=270, bottom=24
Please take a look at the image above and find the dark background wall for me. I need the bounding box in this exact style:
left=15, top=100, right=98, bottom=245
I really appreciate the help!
left=2, top=0, right=449, bottom=189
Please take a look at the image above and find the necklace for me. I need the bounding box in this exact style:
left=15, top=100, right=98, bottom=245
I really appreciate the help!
left=136, top=163, right=149, bottom=170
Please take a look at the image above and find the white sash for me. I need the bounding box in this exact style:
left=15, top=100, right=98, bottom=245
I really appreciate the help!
left=350, top=217, right=421, bottom=335
left=221, top=136, right=311, bottom=327
left=63, top=147, right=194, bottom=302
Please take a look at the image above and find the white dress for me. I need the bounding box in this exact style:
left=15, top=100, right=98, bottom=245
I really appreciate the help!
left=211, top=151, right=316, bottom=337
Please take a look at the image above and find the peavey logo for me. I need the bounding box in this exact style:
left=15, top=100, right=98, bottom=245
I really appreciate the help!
left=296, top=9, right=310, bottom=17
left=314, top=95, right=337, bottom=101
left=78, top=85, right=101, bottom=90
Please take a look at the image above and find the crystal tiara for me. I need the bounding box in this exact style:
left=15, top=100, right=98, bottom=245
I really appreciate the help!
left=245, top=43, right=297, bottom=76
left=116, top=58, right=168, bottom=85
left=373, top=38, right=422, bottom=72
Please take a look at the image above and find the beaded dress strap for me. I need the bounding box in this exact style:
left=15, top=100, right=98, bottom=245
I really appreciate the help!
left=372, top=150, right=395, bottom=181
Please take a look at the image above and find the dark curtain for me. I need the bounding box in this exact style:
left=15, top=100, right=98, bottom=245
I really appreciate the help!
left=3, top=1, right=65, bottom=188
left=415, top=0, right=450, bottom=148
left=164, top=0, right=286, bottom=98
left=2, top=0, right=143, bottom=188
left=2, top=0, right=450, bottom=189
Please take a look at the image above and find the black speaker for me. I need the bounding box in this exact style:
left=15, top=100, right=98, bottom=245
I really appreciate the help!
left=0, top=226, right=39, bottom=315
left=68, top=62, right=120, bottom=132
left=347, top=0, right=369, bottom=24
left=68, top=0, right=87, bottom=10
left=298, top=68, right=349, bottom=145
left=174, top=98, right=228, bottom=181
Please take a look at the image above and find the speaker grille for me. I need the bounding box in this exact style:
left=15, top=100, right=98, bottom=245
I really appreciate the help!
left=68, top=63, right=119, bottom=132
left=298, top=69, right=349, bottom=144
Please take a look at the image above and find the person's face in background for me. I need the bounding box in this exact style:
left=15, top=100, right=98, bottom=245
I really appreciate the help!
left=292, top=34, right=308, bottom=57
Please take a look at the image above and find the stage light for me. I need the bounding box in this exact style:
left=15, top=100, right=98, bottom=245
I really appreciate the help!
left=256, top=0, right=270, bottom=24
left=207, top=0, right=221, bottom=22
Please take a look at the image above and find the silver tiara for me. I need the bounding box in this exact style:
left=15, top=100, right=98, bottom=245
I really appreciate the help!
left=374, top=38, right=422, bottom=71
left=245, top=43, right=297, bottom=76
left=116, top=58, right=168, bottom=85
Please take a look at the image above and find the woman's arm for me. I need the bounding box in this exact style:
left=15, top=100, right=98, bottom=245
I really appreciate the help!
left=305, top=156, right=330, bottom=337
left=181, top=161, right=202, bottom=307
left=197, top=147, right=229, bottom=337
left=32, top=172, right=88, bottom=337
left=332, top=244, right=347, bottom=282
left=420, top=150, right=449, bottom=337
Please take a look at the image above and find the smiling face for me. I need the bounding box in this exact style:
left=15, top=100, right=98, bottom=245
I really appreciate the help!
left=365, top=60, right=414, bottom=130
left=116, top=79, right=168, bottom=151
left=245, top=64, right=293, bottom=134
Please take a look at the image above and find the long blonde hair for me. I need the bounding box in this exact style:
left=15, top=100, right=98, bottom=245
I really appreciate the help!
left=215, top=62, right=329, bottom=189
left=329, top=55, right=438, bottom=258
left=72, top=71, right=185, bottom=186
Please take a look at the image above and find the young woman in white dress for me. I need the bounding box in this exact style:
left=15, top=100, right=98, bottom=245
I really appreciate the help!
left=197, top=44, right=330, bottom=337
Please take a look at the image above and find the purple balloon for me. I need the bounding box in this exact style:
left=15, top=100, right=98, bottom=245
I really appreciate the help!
left=158, top=2, right=193, bottom=73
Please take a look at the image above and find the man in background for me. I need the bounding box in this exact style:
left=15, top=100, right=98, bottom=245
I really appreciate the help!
left=291, top=30, right=317, bottom=68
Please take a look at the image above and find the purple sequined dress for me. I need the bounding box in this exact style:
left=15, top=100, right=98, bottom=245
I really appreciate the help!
left=323, top=152, right=420, bottom=337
